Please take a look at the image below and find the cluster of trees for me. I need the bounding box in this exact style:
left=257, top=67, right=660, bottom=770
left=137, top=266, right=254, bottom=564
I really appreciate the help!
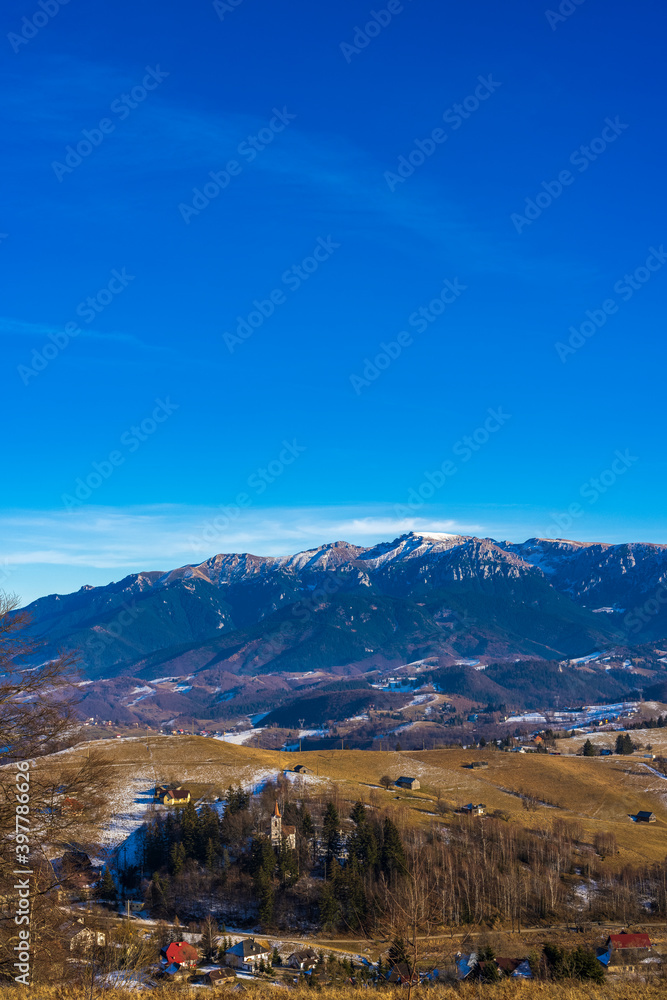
left=627, top=714, right=667, bottom=730
left=581, top=733, right=640, bottom=756
left=319, top=802, right=407, bottom=931
left=422, top=814, right=667, bottom=930
left=141, top=781, right=316, bottom=924
left=137, top=785, right=411, bottom=931
left=616, top=732, right=637, bottom=755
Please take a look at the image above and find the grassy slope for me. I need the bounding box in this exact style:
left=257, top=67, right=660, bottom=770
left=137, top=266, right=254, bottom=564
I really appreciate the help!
left=1, top=982, right=666, bottom=999
left=36, top=736, right=667, bottom=866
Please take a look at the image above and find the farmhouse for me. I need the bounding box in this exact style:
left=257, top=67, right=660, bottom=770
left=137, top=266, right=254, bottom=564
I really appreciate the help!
left=196, top=967, right=237, bottom=985
left=597, top=932, right=653, bottom=972
left=287, top=948, right=318, bottom=971
left=160, top=941, right=199, bottom=968
left=225, top=938, right=271, bottom=972
left=636, top=810, right=656, bottom=823
left=461, top=803, right=486, bottom=816
left=155, top=785, right=191, bottom=806
left=60, top=921, right=106, bottom=952
left=395, top=776, right=420, bottom=790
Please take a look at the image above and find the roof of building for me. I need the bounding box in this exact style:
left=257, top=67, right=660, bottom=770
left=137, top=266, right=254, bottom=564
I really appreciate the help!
left=209, top=967, right=236, bottom=981
left=290, top=949, right=318, bottom=965
left=164, top=788, right=190, bottom=799
left=636, top=811, right=656, bottom=821
left=273, top=802, right=281, bottom=818
left=386, top=963, right=419, bottom=983
left=59, top=921, right=88, bottom=940
left=161, top=941, right=199, bottom=964
left=609, top=933, right=652, bottom=950
left=455, top=952, right=478, bottom=979
left=227, top=938, right=270, bottom=958
left=496, top=957, right=532, bottom=978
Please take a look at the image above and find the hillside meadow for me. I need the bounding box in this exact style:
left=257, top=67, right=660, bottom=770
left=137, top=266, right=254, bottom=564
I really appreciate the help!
left=30, top=735, right=667, bottom=866
left=0, top=980, right=666, bottom=999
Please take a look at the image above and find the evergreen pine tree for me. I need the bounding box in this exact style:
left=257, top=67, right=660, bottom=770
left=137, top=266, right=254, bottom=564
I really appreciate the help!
left=205, top=837, right=217, bottom=870
left=388, top=937, right=408, bottom=965
left=350, top=800, right=366, bottom=825
left=380, top=817, right=407, bottom=878
left=170, top=841, right=186, bottom=875
left=322, top=801, right=340, bottom=873
left=319, top=881, right=340, bottom=930
left=277, top=835, right=299, bottom=887
left=180, top=799, right=198, bottom=858
left=257, top=871, right=274, bottom=927
left=97, top=866, right=117, bottom=902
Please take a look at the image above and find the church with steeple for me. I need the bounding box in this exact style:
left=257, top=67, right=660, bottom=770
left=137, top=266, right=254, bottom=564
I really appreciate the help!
left=269, top=802, right=296, bottom=849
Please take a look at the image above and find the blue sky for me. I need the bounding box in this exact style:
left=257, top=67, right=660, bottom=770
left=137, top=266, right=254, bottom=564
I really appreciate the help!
left=2, top=0, right=666, bottom=604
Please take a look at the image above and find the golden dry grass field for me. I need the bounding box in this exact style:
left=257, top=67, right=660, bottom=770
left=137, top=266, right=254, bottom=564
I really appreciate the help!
left=2, top=980, right=667, bottom=999
left=35, top=735, right=667, bottom=866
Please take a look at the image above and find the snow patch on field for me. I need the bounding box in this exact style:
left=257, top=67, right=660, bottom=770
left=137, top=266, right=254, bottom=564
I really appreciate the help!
left=101, top=778, right=155, bottom=852
left=215, top=728, right=264, bottom=746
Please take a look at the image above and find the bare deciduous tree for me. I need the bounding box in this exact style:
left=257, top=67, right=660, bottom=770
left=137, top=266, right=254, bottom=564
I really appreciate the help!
left=0, top=593, right=113, bottom=985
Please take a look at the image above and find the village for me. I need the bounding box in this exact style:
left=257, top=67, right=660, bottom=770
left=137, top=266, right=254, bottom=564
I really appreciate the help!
left=53, top=918, right=666, bottom=989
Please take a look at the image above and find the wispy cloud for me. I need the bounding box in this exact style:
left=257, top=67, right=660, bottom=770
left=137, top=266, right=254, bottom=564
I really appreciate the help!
left=0, top=315, right=167, bottom=352
left=1, top=504, right=482, bottom=568
left=0, top=53, right=589, bottom=282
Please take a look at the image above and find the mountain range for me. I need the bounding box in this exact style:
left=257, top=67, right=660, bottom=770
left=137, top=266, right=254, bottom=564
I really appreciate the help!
left=23, top=531, right=667, bottom=684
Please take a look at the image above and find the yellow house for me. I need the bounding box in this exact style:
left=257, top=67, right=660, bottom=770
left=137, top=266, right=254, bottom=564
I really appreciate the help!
left=156, top=785, right=191, bottom=806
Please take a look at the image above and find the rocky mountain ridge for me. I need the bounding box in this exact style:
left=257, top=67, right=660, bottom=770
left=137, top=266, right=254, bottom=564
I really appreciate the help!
left=21, top=531, right=667, bottom=679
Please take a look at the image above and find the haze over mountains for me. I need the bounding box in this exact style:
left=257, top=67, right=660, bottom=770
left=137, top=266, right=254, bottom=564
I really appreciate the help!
left=24, top=531, right=667, bottom=684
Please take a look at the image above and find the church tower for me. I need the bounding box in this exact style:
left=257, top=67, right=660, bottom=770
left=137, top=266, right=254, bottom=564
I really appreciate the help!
left=270, top=801, right=282, bottom=846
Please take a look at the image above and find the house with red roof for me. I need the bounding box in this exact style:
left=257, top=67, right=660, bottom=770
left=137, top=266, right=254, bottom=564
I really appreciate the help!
left=608, top=932, right=652, bottom=950
left=597, top=932, right=654, bottom=973
left=160, top=941, right=199, bottom=968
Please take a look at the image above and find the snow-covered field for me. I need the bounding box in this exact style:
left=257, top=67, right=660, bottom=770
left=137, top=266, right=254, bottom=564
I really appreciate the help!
left=215, top=728, right=264, bottom=745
